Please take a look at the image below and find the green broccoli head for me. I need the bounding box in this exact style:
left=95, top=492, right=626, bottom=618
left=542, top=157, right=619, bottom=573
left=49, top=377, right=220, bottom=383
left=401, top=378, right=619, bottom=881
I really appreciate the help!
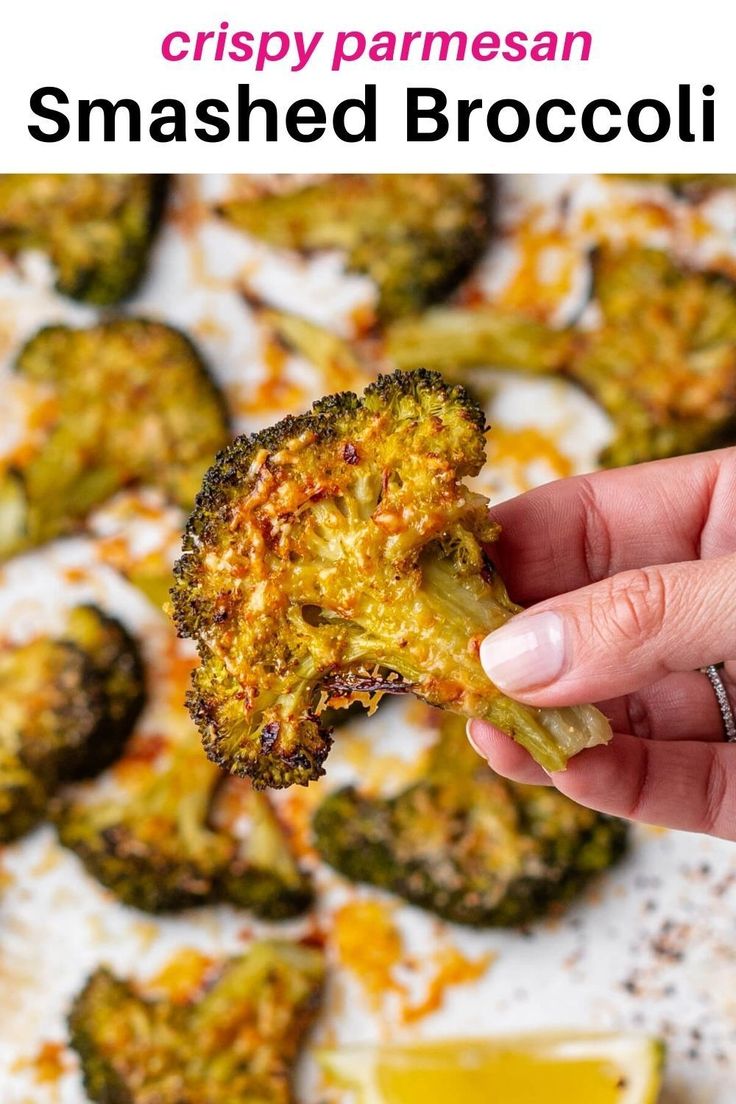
left=314, top=714, right=627, bottom=927
left=0, top=174, right=166, bottom=304
left=63, top=604, right=146, bottom=777
left=0, top=637, right=101, bottom=842
left=0, top=319, right=230, bottom=560
left=382, top=248, right=736, bottom=467
left=55, top=719, right=312, bottom=915
left=384, top=303, right=574, bottom=378
left=68, top=940, right=325, bottom=1104
left=220, top=175, right=492, bottom=321
left=0, top=750, right=47, bottom=844
left=172, top=369, right=610, bottom=789
left=0, top=605, right=145, bottom=842
left=573, top=247, right=736, bottom=466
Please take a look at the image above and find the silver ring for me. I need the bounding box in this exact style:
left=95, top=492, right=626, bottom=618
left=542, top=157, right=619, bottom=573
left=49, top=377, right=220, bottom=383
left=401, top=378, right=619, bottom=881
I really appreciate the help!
left=703, top=665, right=736, bottom=742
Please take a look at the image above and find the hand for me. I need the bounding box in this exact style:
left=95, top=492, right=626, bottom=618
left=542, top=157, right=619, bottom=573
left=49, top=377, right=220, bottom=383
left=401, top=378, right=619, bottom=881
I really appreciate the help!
left=468, top=447, right=736, bottom=839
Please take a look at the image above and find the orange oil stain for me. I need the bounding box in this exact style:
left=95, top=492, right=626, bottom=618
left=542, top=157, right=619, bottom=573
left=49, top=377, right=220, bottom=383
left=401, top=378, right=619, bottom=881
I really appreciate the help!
left=230, top=335, right=306, bottom=417
left=497, top=220, right=579, bottom=321
left=12, top=1041, right=69, bottom=1084
left=485, top=425, right=572, bottom=491
left=402, top=945, right=495, bottom=1025
left=332, top=899, right=406, bottom=1009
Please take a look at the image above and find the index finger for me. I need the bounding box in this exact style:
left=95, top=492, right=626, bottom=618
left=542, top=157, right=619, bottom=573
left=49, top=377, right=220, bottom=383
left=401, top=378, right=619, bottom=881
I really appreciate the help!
left=488, top=447, right=736, bottom=605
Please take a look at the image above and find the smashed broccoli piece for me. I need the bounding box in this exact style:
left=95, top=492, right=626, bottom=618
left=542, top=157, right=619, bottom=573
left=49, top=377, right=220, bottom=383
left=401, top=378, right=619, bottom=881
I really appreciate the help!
left=0, top=604, right=143, bottom=842
left=0, top=638, right=101, bottom=842
left=55, top=723, right=312, bottom=915
left=384, top=303, right=574, bottom=378
left=0, top=319, right=230, bottom=560
left=68, top=939, right=325, bottom=1104
left=382, top=248, right=736, bottom=466
left=220, top=175, right=492, bottom=321
left=172, top=369, right=610, bottom=788
left=63, top=604, right=146, bottom=777
left=573, top=247, right=736, bottom=466
left=0, top=174, right=165, bottom=304
left=314, top=714, right=627, bottom=927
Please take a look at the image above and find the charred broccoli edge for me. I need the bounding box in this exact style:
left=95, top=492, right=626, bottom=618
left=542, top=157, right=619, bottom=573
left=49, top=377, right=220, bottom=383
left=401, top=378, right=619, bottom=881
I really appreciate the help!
left=61, top=605, right=147, bottom=780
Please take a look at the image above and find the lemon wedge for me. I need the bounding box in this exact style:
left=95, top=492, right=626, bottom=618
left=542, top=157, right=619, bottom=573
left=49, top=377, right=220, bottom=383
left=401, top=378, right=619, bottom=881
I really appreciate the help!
left=318, top=1033, right=664, bottom=1104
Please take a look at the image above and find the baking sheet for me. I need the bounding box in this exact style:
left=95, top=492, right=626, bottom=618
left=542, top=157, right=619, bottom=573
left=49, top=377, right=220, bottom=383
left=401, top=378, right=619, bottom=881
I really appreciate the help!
left=1, top=175, right=736, bottom=1103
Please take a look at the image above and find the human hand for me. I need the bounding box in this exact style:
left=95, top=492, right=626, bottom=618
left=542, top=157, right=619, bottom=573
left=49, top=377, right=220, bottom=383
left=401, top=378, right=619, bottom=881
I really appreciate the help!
left=468, top=447, right=736, bottom=839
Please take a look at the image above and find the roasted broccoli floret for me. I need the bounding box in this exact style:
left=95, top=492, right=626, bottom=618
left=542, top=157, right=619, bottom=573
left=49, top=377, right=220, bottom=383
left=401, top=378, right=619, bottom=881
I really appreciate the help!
left=55, top=722, right=312, bottom=915
left=383, top=249, right=736, bottom=466
left=314, top=714, right=627, bottom=927
left=0, top=319, right=230, bottom=560
left=63, top=604, right=146, bottom=777
left=573, top=247, right=736, bottom=466
left=0, top=747, right=47, bottom=843
left=68, top=940, right=324, bottom=1104
left=220, top=175, right=492, bottom=321
left=0, top=605, right=144, bottom=842
left=0, top=638, right=101, bottom=842
left=384, top=303, right=574, bottom=378
left=172, top=369, right=610, bottom=788
left=0, top=174, right=165, bottom=304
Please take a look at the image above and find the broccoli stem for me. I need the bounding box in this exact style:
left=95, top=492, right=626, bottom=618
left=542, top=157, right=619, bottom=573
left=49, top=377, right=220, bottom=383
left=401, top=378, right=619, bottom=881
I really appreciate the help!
left=311, top=549, right=608, bottom=774
left=421, top=555, right=610, bottom=771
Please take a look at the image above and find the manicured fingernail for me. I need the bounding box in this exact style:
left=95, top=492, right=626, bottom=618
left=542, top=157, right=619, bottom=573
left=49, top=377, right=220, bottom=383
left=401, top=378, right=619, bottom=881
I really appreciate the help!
left=480, top=612, right=566, bottom=694
left=466, top=719, right=488, bottom=760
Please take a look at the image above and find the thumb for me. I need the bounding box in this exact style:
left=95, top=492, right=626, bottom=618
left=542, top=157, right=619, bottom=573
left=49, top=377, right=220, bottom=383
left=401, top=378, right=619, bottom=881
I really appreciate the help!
left=480, top=553, right=736, bottom=706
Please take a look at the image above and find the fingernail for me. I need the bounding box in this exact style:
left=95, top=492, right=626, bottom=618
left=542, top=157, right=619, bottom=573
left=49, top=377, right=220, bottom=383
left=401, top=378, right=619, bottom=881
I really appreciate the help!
left=480, top=612, right=566, bottom=694
left=466, top=718, right=488, bottom=760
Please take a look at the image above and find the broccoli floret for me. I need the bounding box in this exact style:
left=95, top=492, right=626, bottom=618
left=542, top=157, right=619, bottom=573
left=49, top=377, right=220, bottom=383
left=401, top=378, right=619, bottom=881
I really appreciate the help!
left=383, top=248, right=736, bottom=466
left=220, top=175, right=492, bottom=321
left=172, top=369, right=610, bottom=788
left=68, top=940, right=325, bottom=1104
left=0, top=174, right=166, bottom=304
left=0, top=605, right=144, bottom=842
left=63, top=605, right=146, bottom=777
left=573, top=247, right=736, bottom=466
left=314, top=713, right=627, bottom=927
left=0, top=637, right=102, bottom=842
left=55, top=721, right=312, bottom=915
left=0, top=319, right=230, bottom=560
left=0, top=750, right=48, bottom=843
left=384, top=304, right=574, bottom=378
left=257, top=302, right=568, bottom=421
